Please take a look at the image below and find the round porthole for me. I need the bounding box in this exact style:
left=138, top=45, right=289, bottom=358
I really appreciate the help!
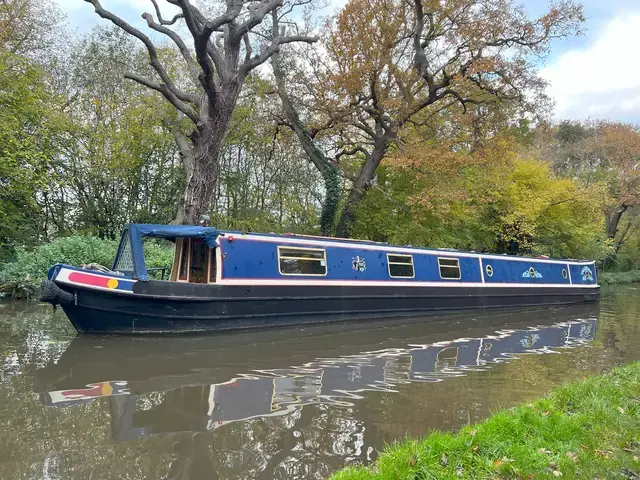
left=485, top=264, right=493, bottom=277
left=529, top=267, right=536, bottom=278
left=562, top=269, right=568, bottom=279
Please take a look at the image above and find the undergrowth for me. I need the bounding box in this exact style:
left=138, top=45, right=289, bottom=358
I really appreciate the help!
left=0, top=236, right=173, bottom=299
left=599, top=269, right=640, bottom=285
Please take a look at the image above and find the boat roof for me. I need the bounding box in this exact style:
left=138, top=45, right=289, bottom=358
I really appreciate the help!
left=127, top=223, right=220, bottom=248
left=124, top=223, right=592, bottom=263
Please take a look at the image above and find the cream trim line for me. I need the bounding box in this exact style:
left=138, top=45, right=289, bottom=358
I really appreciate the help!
left=228, top=234, right=595, bottom=266
left=217, top=278, right=600, bottom=288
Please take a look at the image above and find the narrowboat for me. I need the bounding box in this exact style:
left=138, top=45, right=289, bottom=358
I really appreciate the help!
left=40, top=223, right=600, bottom=334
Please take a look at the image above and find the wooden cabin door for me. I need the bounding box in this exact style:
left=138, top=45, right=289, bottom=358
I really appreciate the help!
left=188, top=239, right=207, bottom=284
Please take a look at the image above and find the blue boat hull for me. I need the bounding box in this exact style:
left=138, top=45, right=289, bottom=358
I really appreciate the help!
left=56, top=281, right=600, bottom=334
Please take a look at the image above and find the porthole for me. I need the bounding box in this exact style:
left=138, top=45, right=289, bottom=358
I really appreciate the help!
left=529, top=267, right=536, bottom=278
left=562, top=269, right=568, bottom=279
left=485, top=264, right=493, bottom=277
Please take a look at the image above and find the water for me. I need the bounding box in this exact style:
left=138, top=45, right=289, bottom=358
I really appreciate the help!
left=0, top=286, right=639, bottom=479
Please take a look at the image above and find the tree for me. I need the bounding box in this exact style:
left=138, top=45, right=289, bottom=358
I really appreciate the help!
left=273, top=0, right=583, bottom=237
left=545, top=120, right=640, bottom=249
left=351, top=135, right=609, bottom=260
left=85, top=0, right=318, bottom=225
left=0, top=52, right=52, bottom=256
left=48, top=27, right=185, bottom=238
left=272, top=47, right=340, bottom=236
left=0, top=0, right=61, bottom=57
left=579, top=123, right=640, bottom=243
left=212, top=77, right=323, bottom=233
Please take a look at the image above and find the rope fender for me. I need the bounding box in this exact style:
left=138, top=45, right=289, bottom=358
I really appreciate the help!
left=40, top=280, right=74, bottom=306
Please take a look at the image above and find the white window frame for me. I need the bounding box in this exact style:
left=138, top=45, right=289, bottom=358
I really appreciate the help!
left=387, top=253, right=415, bottom=279
left=277, top=246, right=328, bottom=276
left=438, top=257, right=461, bottom=280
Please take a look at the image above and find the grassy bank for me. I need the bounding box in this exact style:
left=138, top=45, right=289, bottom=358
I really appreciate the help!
left=331, top=362, right=640, bottom=480
left=599, top=269, right=640, bottom=285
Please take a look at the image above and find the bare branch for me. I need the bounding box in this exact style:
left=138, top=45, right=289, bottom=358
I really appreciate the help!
left=150, top=0, right=183, bottom=25
left=335, top=146, right=369, bottom=161
left=84, top=0, right=197, bottom=116
left=125, top=72, right=200, bottom=124
left=232, top=0, right=283, bottom=44
left=243, top=33, right=252, bottom=65
left=175, top=0, right=227, bottom=92
left=141, top=12, right=199, bottom=80
left=242, top=33, right=318, bottom=76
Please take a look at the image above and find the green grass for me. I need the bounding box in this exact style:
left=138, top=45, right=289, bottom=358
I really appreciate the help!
left=331, top=361, right=640, bottom=480
left=600, top=269, right=640, bottom=285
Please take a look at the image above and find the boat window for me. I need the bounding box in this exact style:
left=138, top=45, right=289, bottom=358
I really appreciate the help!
left=387, top=254, right=414, bottom=278
left=178, top=239, right=189, bottom=281
left=562, top=269, right=568, bottom=279
left=113, top=233, right=135, bottom=274
left=438, top=258, right=461, bottom=280
left=485, top=264, right=493, bottom=277
left=278, top=247, right=327, bottom=276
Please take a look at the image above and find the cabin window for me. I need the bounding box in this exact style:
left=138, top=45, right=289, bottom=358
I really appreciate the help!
left=278, top=247, right=327, bottom=276
left=387, top=254, right=414, bottom=278
left=438, top=257, right=461, bottom=280
left=562, top=269, right=568, bottom=279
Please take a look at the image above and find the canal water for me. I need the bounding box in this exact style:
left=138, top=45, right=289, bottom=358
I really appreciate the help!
left=0, top=286, right=638, bottom=479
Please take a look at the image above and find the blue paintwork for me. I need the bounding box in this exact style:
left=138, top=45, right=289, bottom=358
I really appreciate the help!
left=482, top=258, right=570, bottom=285
left=569, top=263, right=597, bottom=285
left=220, top=237, right=485, bottom=282
left=98, top=224, right=599, bottom=286
left=219, top=236, right=596, bottom=285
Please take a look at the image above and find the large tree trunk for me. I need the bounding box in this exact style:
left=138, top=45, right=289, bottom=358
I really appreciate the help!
left=335, top=135, right=390, bottom=238
left=178, top=141, right=221, bottom=225
left=606, top=204, right=628, bottom=240
left=175, top=96, right=237, bottom=225
left=179, top=136, right=222, bottom=225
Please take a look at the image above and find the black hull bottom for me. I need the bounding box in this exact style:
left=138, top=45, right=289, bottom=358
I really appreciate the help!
left=56, top=282, right=601, bottom=334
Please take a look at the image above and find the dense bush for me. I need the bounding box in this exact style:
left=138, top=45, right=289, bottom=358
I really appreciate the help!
left=599, top=269, right=640, bottom=285
left=0, top=235, right=174, bottom=298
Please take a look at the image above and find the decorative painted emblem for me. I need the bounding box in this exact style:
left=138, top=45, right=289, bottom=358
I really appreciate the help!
left=581, top=266, right=593, bottom=281
left=352, top=256, right=366, bottom=272
left=522, top=267, right=543, bottom=279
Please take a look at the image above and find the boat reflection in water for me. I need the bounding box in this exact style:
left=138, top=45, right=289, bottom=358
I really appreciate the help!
left=36, top=307, right=597, bottom=443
